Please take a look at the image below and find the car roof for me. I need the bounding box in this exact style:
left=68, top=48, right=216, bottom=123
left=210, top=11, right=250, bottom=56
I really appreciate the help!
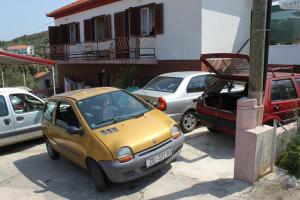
left=220, top=72, right=300, bottom=81
left=159, top=71, right=212, bottom=79
left=0, top=87, right=31, bottom=94
left=51, top=87, right=120, bottom=101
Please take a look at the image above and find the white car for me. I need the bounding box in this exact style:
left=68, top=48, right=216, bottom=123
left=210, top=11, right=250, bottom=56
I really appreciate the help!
left=0, top=88, right=44, bottom=147
left=134, top=71, right=217, bottom=133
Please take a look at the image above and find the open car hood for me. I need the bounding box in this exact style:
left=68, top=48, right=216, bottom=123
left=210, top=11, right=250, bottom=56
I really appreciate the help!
left=200, top=53, right=250, bottom=79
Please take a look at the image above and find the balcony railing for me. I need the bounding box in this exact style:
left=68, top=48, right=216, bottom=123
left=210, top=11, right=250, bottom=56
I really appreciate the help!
left=45, top=37, right=156, bottom=62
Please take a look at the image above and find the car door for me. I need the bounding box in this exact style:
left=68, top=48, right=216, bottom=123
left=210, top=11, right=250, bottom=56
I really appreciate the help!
left=270, top=79, right=299, bottom=123
left=186, top=75, right=218, bottom=108
left=0, top=94, right=16, bottom=146
left=9, top=93, right=44, bottom=140
left=52, top=101, right=86, bottom=167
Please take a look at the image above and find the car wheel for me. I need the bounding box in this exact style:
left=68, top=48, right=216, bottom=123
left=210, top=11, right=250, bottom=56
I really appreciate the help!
left=180, top=111, right=197, bottom=133
left=88, top=160, right=108, bottom=192
left=45, top=137, right=59, bottom=160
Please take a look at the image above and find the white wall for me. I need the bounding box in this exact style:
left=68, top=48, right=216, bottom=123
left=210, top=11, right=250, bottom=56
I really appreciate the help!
left=201, top=0, right=252, bottom=54
left=54, top=0, right=252, bottom=60
left=269, top=45, right=300, bottom=65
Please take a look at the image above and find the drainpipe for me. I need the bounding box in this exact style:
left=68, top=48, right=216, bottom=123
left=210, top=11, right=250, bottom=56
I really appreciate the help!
left=23, top=66, right=27, bottom=87
left=52, top=64, right=56, bottom=95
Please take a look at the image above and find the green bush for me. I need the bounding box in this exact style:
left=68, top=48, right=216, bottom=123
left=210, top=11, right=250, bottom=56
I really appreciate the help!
left=113, top=67, right=136, bottom=89
left=277, top=133, right=300, bottom=178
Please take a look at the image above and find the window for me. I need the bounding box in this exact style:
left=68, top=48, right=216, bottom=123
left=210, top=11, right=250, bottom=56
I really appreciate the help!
left=10, top=94, right=43, bottom=114
left=56, top=102, right=80, bottom=129
left=0, top=96, right=8, bottom=117
left=140, top=7, right=155, bottom=36
left=270, top=5, right=300, bottom=44
left=295, top=78, right=300, bottom=88
left=187, top=75, right=218, bottom=93
left=43, top=101, right=57, bottom=122
left=69, top=23, right=77, bottom=44
left=94, top=16, right=105, bottom=41
left=77, top=90, right=151, bottom=129
left=271, top=79, right=297, bottom=101
left=144, top=77, right=183, bottom=93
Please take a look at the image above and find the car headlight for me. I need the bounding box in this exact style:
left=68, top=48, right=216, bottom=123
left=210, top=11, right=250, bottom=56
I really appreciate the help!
left=171, top=126, right=181, bottom=139
left=118, top=146, right=133, bottom=163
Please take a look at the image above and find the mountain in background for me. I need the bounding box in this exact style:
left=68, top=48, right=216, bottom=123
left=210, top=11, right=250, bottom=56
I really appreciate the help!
left=0, top=31, right=48, bottom=57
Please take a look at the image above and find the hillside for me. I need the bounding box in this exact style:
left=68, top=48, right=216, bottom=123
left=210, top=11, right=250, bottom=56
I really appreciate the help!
left=0, top=31, right=48, bottom=57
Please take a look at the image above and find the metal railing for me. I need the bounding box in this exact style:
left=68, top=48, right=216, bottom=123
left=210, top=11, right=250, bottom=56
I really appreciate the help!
left=44, top=37, right=156, bottom=61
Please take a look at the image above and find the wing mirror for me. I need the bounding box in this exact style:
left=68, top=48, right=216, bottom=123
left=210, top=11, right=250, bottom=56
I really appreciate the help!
left=67, top=126, right=84, bottom=136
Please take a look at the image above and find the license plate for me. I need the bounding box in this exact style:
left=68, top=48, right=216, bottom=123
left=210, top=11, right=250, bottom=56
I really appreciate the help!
left=146, top=148, right=172, bottom=168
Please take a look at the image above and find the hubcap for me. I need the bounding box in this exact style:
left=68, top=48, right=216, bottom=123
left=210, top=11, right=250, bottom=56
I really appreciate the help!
left=183, top=113, right=196, bottom=131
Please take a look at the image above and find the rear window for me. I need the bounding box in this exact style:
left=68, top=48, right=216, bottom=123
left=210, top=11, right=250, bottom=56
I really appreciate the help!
left=271, top=79, right=297, bottom=101
left=0, top=96, right=8, bottom=117
left=143, top=77, right=183, bottom=93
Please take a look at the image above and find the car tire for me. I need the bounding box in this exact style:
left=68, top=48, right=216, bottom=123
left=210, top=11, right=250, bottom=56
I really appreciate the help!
left=45, top=137, right=59, bottom=160
left=180, top=111, right=197, bottom=133
left=88, top=160, right=108, bottom=192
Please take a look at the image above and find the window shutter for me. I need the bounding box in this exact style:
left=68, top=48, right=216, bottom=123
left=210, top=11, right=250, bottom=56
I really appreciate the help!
left=48, top=26, right=61, bottom=45
left=60, top=24, right=69, bottom=44
left=155, top=3, right=164, bottom=34
left=129, top=7, right=140, bottom=36
left=84, top=19, right=91, bottom=42
left=75, top=22, right=80, bottom=43
left=104, top=15, right=112, bottom=40
left=91, top=18, right=95, bottom=41
left=114, top=12, right=126, bottom=37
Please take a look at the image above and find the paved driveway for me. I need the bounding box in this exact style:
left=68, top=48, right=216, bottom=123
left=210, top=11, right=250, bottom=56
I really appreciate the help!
left=2, top=128, right=295, bottom=200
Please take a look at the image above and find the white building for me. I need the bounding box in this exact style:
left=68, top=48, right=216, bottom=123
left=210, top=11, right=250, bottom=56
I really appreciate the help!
left=47, top=0, right=252, bottom=88
left=7, top=45, right=35, bottom=55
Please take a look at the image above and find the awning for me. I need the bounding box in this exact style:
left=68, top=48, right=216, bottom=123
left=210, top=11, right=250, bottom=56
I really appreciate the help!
left=0, top=50, right=55, bottom=65
left=0, top=50, right=57, bottom=95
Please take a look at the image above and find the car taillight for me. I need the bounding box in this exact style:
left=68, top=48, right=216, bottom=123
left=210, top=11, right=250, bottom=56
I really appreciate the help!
left=157, top=97, right=167, bottom=111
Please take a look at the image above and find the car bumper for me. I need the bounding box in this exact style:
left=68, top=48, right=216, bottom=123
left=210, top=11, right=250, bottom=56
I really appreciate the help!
left=99, top=135, right=184, bottom=183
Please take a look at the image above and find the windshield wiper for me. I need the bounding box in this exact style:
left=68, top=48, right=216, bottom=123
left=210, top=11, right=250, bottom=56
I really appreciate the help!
left=95, top=116, right=127, bottom=126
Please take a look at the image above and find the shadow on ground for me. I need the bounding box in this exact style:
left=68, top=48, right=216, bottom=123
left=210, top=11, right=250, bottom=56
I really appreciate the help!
left=0, top=138, right=44, bottom=156
left=13, top=152, right=171, bottom=200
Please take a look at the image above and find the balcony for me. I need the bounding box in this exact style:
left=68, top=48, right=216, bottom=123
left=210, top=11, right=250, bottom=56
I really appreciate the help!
left=45, top=37, right=157, bottom=65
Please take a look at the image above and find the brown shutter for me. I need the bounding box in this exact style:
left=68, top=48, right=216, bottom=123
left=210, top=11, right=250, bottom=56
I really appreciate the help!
left=155, top=3, right=164, bottom=34
left=104, top=15, right=112, bottom=40
left=48, top=26, right=61, bottom=45
left=60, top=24, right=69, bottom=44
left=129, top=7, right=140, bottom=36
left=91, top=18, right=95, bottom=41
left=114, top=12, right=126, bottom=37
left=75, top=22, right=80, bottom=43
left=84, top=19, right=91, bottom=42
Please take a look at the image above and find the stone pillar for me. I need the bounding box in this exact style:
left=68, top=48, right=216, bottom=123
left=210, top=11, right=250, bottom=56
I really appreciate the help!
left=234, top=97, right=274, bottom=184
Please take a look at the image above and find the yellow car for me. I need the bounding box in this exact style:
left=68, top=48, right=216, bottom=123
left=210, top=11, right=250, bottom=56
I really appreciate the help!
left=42, top=87, right=184, bottom=191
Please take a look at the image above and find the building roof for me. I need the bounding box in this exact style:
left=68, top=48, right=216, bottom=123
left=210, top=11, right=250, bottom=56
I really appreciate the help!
left=7, top=45, right=30, bottom=50
left=47, top=0, right=120, bottom=19
left=35, top=71, right=50, bottom=79
left=0, top=50, right=55, bottom=65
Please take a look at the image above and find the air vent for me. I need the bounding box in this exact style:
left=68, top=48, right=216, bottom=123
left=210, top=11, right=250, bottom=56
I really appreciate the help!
left=100, top=127, right=119, bottom=135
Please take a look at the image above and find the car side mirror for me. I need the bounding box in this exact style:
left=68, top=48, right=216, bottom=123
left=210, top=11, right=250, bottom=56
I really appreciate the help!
left=67, top=126, right=84, bottom=136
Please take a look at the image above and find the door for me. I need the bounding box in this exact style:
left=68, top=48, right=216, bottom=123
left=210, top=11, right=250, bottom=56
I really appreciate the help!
left=0, top=95, right=16, bottom=146
left=270, top=79, right=299, bottom=123
left=114, top=11, right=129, bottom=58
left=98, top=72, right=112, bottom=87
left=9, top=93, right=44, bottom=140
left=53, top=101, right=86, bottom=167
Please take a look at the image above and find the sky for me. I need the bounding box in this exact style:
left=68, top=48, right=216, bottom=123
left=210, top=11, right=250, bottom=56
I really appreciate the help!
left=0, top=0, right=75, bottom=41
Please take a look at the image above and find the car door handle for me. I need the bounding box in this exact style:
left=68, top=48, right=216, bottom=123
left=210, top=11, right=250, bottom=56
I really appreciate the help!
left=16, top=116, right=24, bottom=121
left=3, top=118, right=11, bottom=125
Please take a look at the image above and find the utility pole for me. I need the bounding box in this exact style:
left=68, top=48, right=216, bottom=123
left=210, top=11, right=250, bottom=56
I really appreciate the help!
left=248, top=0, right=272, bottom=125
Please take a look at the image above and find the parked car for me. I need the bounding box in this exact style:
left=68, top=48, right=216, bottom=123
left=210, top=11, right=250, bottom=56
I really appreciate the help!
left=0, top=88, right=44, bottom=147
left=42, top=87, right=184, bottom=191
left=196, top=53, right=300, bottom=135
left=134, top=72, right=217, bottom=133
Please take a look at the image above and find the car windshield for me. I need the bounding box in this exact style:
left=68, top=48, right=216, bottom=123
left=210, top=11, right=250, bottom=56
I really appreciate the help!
left=143, top=76, right=183, bottom=93
left=77, top=90, right=152, bottom=129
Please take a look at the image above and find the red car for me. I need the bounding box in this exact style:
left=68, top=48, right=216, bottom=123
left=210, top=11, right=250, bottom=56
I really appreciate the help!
left=196, top=53, right=300, bottom=135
